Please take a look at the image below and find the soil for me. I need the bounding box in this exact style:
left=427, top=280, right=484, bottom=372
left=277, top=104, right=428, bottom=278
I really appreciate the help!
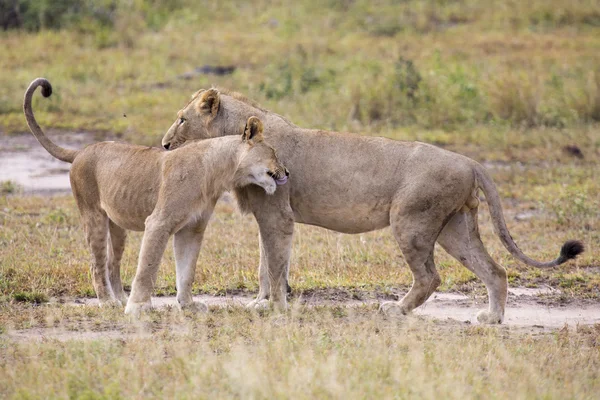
left=0, top=131, right=98, bottom=194
left=73, top=288, right=599, bottom=328
left=5, top=288, right=600, bottom=342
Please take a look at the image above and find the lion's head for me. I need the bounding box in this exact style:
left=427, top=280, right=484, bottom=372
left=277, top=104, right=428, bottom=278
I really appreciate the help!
left=235, top=116, right=288, bottom=195
left=162, top=88, right=266, bottom=150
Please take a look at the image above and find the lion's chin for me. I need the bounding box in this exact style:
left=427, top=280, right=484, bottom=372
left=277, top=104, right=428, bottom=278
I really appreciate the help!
left=263, top=182, right=276, bottom=195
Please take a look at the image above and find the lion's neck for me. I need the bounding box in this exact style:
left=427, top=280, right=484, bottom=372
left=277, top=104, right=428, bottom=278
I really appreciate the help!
left=197, top=136, right=241, bottom=201
left=220, top=97, right=297, bottom=139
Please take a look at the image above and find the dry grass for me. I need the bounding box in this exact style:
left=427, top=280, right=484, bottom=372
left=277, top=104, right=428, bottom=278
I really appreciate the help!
left=1, top=305, right=599, bottom=399
left=1, top=154, right=598, bottom=303
left=1, top=2, right=600, bottom=397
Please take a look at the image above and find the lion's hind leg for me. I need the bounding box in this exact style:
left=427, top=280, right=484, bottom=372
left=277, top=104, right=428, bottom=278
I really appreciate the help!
left=83, top=209, right=118, bottom=305
left=380, top=205, right=443, bottom=317
left=108, top=220, right=128, bottom=305
left=437, top=210, right=508, bottom=324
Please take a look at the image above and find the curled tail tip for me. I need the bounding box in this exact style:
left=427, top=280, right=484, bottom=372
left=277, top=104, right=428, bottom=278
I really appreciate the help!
left=41, top=81, right=52, bottom=97
left=35, top=78, right=52, bottom=97
left=28, top=78, right=52, bottom=97
left=558, top=240, right=584, bottom=264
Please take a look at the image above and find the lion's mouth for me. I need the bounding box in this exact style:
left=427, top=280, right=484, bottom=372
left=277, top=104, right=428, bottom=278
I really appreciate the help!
left=268, top=171, right=288, bottom=186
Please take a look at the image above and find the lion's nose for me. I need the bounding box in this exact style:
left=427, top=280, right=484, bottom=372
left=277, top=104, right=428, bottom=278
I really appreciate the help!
left=163, top=143, right=171, bottom=150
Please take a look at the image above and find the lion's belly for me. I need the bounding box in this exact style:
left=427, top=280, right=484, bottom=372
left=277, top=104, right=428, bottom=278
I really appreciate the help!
left=297, top=214, right=390, bottom=234
left=103, top=209, right=148, bottom=232
left=291, top=196, right=392, bottom=234
left=102, top=201, right=155, bottom=232
left=100, top=183, right=160, bottom=232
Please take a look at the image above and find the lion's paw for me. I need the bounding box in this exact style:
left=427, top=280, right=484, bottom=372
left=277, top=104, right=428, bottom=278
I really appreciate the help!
left=99, top=298, right=124, bottom=308
left=178, top=301, right=209, bottom=314
left=124, top=300, right=153, bottom=319
left=476, top=310, right=503, bottom=324
left=246, top=298, right=270, bottom=310
left=256, top=299, right=272, bottom=309
left=115, top=292, right=129, bottom=306
left=379, top=301, right=408, bottom=318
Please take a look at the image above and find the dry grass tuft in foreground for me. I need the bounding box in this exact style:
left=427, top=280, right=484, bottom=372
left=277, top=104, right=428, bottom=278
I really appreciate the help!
left=1, top=305, right=599, bottom=399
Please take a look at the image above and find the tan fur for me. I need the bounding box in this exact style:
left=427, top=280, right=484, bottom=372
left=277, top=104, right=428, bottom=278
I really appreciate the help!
left=24, top=79, right=287, bottom=316
left=161, top=88, right=583, bottom=324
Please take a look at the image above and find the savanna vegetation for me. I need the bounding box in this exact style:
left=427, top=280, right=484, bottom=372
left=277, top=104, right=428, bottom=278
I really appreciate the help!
left=0, top=1, right=599, bottom=398
left=2, top=305, right=600, bottom=399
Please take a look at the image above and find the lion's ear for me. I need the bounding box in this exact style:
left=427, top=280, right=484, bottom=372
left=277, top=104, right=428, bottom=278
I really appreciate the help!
left=196, top=88, right=220, bottom=117
left=242, top=116, right=264, bottom=143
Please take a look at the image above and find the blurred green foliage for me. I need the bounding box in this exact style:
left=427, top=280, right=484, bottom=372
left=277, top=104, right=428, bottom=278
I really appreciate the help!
left=0, top=0, right=599, bottom=142
left=0, top=0, right=182, bottom=31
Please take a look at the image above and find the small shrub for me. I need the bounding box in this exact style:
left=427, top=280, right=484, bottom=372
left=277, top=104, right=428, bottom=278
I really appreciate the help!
left=43, top=209, right=69, bottom=225
left=259, top=60, right=337, bottom=100
left=486, top=70, right=544, bottom=127
left=259, top=62, right=293, bottom=100
left=393, top=56, right=422, bottom=104
left=0, top=180, right=20, bottom=195
left=13, top=291, right=48, bottom=304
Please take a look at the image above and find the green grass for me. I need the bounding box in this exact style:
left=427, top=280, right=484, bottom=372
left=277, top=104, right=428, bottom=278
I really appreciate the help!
left=1, top=0, right=600, bottom=146
left=11, top=291, right=48, bottom=304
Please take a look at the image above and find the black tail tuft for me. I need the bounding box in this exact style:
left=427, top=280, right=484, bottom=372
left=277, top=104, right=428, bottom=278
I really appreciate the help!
left=558, top=240, right=585, bottom=264
left=40, top=79, right=52, bottom=98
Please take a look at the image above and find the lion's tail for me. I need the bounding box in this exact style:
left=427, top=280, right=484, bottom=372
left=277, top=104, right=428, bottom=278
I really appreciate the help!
left=23, top=78, right=78, bottom=163
left=473, top=162, right=584, bottom=267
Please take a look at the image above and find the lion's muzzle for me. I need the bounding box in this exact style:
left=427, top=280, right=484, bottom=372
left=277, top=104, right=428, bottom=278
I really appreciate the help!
left=268, top=168, right=289, bottom=186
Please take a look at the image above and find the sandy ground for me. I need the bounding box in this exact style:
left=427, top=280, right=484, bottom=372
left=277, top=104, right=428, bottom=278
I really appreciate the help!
left=76, top=288, right=600, bottom=328
left=5, top=288, right=600, bottom=342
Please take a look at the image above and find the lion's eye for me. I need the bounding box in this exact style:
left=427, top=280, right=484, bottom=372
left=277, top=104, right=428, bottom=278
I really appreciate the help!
left=179, top=118, right=186, bottom=125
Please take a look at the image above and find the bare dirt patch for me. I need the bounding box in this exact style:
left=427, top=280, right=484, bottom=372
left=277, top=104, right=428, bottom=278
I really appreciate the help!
left=0, top=131, right=98, bottom=194
left=6, top=287, right=599, bottom=343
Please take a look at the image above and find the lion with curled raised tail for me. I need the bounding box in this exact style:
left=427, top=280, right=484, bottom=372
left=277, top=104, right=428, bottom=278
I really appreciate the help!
left=161, top=87, right=584, bottom=324
left=24, top=79, right=289, bottom=316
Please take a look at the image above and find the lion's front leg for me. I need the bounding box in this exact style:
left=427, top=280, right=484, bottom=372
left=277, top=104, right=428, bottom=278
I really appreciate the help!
left=237, top=185, right=294, bottom=311
left=125, top=214, right=176, bottom=317
left=173, top=212, right=213, bottom=314
left=252, top=234, right=293, bottom=307
left=247, top=232, right=293, bottom=309
left=256, top=213, right=294, bottom=311
left=246, top=233, right=271, bottom=309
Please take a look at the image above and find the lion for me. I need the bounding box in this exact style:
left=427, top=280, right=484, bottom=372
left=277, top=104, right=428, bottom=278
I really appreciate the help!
left=23, top=78, right=289, bottom=316
left=160, top=87, right=584, bottom=324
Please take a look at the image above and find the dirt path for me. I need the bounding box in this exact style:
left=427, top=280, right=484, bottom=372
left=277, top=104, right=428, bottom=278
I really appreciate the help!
left=74, top=288, right=598, bottom=328
left=6, top=288, right=600, bottom=342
